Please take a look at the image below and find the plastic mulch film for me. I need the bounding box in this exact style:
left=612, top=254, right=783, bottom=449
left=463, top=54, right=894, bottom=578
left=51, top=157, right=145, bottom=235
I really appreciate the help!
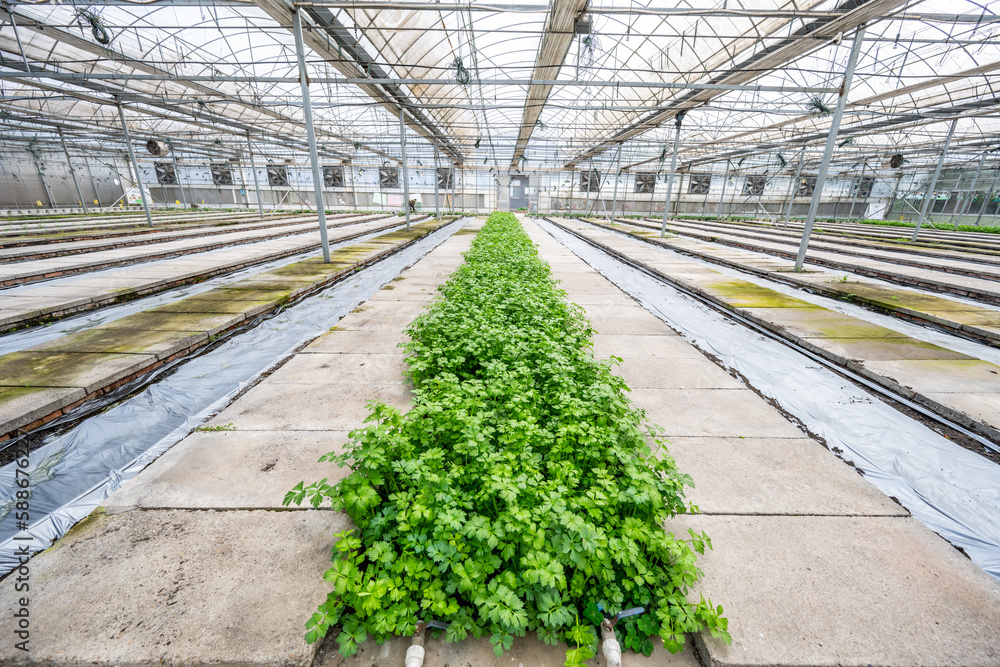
left=0, top=219, right=467, bottom=573
left=0, top=220, right=406, bottom=356
left=538, top=219, right=1000, bottom=582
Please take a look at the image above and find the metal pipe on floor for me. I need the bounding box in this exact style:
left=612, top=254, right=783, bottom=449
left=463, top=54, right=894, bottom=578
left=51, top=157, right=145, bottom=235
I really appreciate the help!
left=292, top=8, right=331, bottom=260
left=794, top=28, right=866, bottom=271
left=116, top=99, right=154, bottom=227
left=58, top=129, right=88, bottom=213
left=660, top=111, right=684, bottom=238
left=399, top=107, right=411, bottom=231
left=911, top=118, right=958, bottom=242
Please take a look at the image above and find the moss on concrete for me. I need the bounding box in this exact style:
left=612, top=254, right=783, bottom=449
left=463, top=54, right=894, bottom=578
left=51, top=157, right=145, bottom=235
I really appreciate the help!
left=33, top=326, right=207, bottom=356
left=704, top=280, right=821, bottom=309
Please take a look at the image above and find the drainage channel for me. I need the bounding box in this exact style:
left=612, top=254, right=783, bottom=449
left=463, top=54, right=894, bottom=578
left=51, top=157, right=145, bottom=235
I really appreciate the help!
left=0, top=218, right=468, bottom=573
left=0, top=223, right=409, bottom=357
left=536, top=218, right=1000, bottom=582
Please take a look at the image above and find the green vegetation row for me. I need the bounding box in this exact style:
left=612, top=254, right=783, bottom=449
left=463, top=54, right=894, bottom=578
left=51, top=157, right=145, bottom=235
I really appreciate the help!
left=286, top=212, right=728, bottom=664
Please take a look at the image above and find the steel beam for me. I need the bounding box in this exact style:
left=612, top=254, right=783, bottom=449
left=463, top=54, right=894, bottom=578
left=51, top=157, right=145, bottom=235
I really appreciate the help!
left=293, top=8, right=331, bottom=261
left=58, top=128, right=87, bottom=212
left=660, top=113, right=684, bottom=238
left=116, top=100, right=154, bottom=227
left=509, top=0, right=589, bottom=169
left=400, top=108, right=411, bottom=231
left=911, top=118, right=958, bottom=241
left=794, top=28, right=866, bottom=271
left=566, top=0, right=908, bottom=168
left=246, top=132, right=264, bottom=216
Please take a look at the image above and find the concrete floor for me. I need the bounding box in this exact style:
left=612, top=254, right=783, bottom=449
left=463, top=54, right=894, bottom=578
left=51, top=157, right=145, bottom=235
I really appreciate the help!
left=1, top=216, right=999, bottom=666
left=562, top=220, right=1000, bottom=444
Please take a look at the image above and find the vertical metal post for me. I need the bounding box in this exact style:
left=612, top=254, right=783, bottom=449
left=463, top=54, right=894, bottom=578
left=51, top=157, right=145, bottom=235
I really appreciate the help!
left=58, top=130, right=87, bottom=212
left=718, top=160, right=730, bottom=219
left=782, top=149, right=805, bottom=225
left=567, top=168, right=575, bottom=215
left=171, top=152, right=188, bottom=208
left=609, top=144, right=621, bottom=221
left=433, top=144, right=440, bottom=218
left=584, top=161, right=593, bottom=215
left=32, top=151, right=54, bottom=208
left=911, top=117, right=957, bottom=242
left=450, top=161, right=457, bottom=212
left=975, top=167, right=999, bottom=227
left=701, top=172, right=712, bottom=217
left=116, top=100, right=154, bottom=227
left=846, top=162, right=866, bottom=222
left=660, top=112, right=684, bottom=237
left=951, top=153, right=984, bottom=228
left=794, top=28, right=865, bottom=271
left=245, top=133, right=263, bottom=216
left=2, top=165, right=20, bottom=211
left=460, top=165, right=465, bottom=213
left=293, top=9, right=331, bottom=260
left=399, top=107, right=411, bottom=230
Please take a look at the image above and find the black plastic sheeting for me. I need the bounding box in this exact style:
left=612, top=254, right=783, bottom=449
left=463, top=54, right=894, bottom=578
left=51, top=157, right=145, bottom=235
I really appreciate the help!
left=537, top=219, right=1000, bottom=582
left=0, top=219, right=466, bottom=573
left=0, top=221, right=403, bottom=357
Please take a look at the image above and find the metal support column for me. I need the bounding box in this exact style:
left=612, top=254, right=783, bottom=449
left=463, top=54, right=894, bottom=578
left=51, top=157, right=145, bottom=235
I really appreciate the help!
left=794, top=28, right=866, bottom=271
left=171, top=152, right=188, bottom=208
left=116, top=99, right=154, bottom=227
left=951, top=153, right=984, bottom=228
left=399, top=107, right=411, bottom=231
left=975, top=168, right=999, bottom=227
left=567, top=168, right=575, bottom=214
left=245, top=133, right=263, bottom=216
left=433, top=144, right=440, bottom=219
left=718, top=160, right=730, bottom=219
left=58, top=130, right=87, bottom=212
left=782, top=149, right=806, bottom=225
left=609, top=144, right=622, bottom=221
left=846, top=162, right=866, bottom=222
left=911, top=118, right=957, bottom=241
left=293, top=9, right=331, bottom=260
left=32, top=151, right=54, bottom=208
left=660, top=112, right=685, bottom=237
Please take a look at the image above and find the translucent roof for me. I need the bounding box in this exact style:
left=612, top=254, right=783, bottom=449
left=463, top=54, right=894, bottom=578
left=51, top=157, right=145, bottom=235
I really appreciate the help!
left=0, top=0, right=997, bottom=176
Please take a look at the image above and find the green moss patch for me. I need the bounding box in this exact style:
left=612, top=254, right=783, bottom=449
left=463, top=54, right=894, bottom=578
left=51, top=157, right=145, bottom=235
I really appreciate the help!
left=704, top=280, right=821, bottom=309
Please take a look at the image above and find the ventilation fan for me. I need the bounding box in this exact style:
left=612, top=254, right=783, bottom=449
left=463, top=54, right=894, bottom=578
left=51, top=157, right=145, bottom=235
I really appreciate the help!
left=797, top=176, right=817, bottom=197
left=210, top=163, right=233, bottom=185
left=886, top=153, right=904, bottom=169
left=266, top=165, right=288, bottom=187
left=323, top=166, right=345, bottom=188
left=743, top=175, right=765, bottom=197
left=154, top=162, right=176, bottom=185
left=145, top=139, right=169, bottom=157
left=854, top=176, right=875, bottom=199
left=634, top=172, right=656, bottom=194
left=580, top=169, right=601, bottom=192
left=379, top=167, right=400, bottom=189
left=436, top=167, right=453, bottom=190
left=688, top=173, right=712, bottom=195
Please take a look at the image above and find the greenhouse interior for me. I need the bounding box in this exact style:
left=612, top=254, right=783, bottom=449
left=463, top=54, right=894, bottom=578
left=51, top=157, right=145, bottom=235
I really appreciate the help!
left=0, top=0, right=999, bottom=665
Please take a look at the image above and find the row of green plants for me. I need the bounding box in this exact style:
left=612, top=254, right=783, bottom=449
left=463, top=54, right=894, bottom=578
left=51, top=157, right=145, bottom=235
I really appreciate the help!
left=832, top=217, right=1000, bottom=235
left=285, top=211, right=728, bottom=663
